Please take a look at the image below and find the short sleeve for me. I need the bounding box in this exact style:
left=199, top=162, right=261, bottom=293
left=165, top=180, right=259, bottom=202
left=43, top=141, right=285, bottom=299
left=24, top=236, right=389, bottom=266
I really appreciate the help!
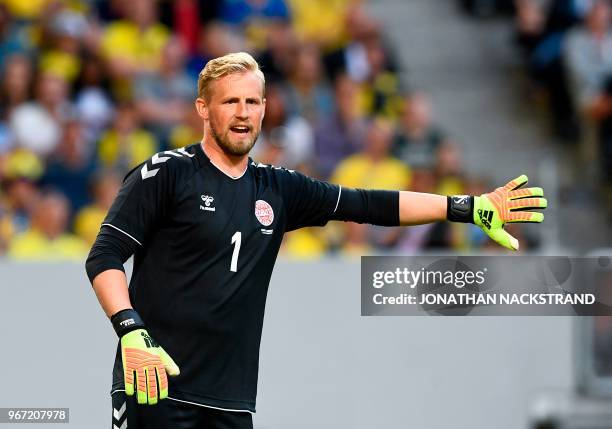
left=102, top=154, right=176, bottom=245
left=276, top=169, right=341, bottom=232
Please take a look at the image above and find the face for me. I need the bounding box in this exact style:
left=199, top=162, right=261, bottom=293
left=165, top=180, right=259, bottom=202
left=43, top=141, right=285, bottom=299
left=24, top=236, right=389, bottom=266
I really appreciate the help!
left=403, top=94, right=431, bottom=129
left=589, top=1, right=611, bottom=31
left=37, top=73, right=68, bottom=107
left=33, top=196, right=69, bottom=239
left=197, top=72, right=266, bottom=157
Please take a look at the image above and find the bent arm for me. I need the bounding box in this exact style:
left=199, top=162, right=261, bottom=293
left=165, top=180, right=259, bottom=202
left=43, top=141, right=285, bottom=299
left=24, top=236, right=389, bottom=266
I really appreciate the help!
left=92, top=270, right=132, bottom=318
left=85, top=227, right=139, bottom=317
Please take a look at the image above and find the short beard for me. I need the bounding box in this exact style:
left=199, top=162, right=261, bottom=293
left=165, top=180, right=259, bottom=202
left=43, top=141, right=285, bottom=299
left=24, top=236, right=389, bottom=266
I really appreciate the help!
left=209, top=122, right=258, bottom=157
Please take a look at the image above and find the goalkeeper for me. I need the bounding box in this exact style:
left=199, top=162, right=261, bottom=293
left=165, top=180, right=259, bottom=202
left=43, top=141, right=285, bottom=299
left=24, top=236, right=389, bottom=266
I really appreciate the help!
left=85, top=52, right=546, bottom=429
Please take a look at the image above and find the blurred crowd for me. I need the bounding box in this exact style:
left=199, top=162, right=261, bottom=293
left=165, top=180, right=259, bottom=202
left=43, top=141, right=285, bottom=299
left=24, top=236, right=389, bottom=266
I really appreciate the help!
left=511, top=0, right=612, bottom=182
left=0, top=0, right=534, bottom=261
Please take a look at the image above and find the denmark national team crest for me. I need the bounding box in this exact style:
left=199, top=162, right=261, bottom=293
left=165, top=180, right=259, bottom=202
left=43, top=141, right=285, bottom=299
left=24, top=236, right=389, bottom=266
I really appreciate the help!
left=255, top=200, right=274, bottom=226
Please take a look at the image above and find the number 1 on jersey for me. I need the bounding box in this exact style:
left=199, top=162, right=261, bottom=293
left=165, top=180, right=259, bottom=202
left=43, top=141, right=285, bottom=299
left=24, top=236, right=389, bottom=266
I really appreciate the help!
left=230, top=231, right=241, bottom=272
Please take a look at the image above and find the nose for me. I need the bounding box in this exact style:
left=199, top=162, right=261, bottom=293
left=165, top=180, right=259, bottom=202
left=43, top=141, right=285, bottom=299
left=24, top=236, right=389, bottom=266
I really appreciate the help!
left=235, top=101, right=248, bottom=120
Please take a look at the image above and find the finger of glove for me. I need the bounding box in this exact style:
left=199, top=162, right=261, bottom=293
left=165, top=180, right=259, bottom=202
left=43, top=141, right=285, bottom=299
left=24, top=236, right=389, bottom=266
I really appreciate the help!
left=124, top=367, right=135, bottom=397
left=136, top=368, right=147, bottom=404
left=156, top=365, right=169, bottom=400
left=507, top=187, right=544, bottom=200
left=488, top=227, right=519, bottom=251
left=122, top=348, right=135, bottom=396
left=508, top=197, right=547, bottom=210
left=506, top=211, right=544, bottom=223
left=503, top=175, right=528, bottom=191
left=159, top=348, right=180, bottom=376
left=145, top=367, right=158, bottom=405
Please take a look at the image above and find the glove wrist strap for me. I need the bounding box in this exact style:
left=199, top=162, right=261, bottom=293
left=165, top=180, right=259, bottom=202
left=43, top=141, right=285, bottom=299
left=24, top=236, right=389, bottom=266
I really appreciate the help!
left=447, top=196, right=474, bottom=224
left=111, top=308, right=146, bottom=338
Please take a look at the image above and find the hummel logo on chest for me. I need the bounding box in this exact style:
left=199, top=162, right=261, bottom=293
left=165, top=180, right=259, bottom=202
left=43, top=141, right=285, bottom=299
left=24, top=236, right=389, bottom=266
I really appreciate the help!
left=200, top=195, right=215, bottom=212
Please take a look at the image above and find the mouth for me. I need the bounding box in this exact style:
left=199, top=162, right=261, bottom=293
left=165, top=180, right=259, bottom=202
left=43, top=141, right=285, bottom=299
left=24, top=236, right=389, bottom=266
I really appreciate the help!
left=229, top=125, right=251, bottom=135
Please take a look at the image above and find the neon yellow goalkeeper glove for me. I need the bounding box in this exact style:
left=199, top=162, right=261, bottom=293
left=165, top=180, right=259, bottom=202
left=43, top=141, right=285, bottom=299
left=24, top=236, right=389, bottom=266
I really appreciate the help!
left=448, top=175, right=547, bottom=250
left=111, top=309, right=180, bottom=405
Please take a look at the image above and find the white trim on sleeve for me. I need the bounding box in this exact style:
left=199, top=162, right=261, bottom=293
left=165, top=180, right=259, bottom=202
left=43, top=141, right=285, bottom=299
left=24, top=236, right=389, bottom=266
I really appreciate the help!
left=101, top=224, right=143, bottom=246
left=333, top=186, right=342, bottom=213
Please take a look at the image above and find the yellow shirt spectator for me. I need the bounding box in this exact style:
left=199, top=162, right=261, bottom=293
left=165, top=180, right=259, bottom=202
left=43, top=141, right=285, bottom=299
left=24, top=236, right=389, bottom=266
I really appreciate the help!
left=40, top=50, right=80, bottom=83
left=330, top=153, right=411, bottom=190
left=101, top=21, right=169, bottom=72
left=287, top=0, right=352, bottom=50
left=325, top=152, right=410, bottom=257
left=282, top=228, right=328, bottom=259
left=74, top=205, right=106, bottom=246
left=98, top=129, right=157, bottom=170
left=169, top=124, right=200, bottom=150
left=8, top=229, right=88, bottom=261
left=1, top=0, right=51, bottom=20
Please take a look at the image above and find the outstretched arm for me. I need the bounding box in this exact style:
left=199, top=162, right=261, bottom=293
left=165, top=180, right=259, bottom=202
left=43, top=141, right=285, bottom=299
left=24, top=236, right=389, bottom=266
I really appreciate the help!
left=280, top=168, right=546, bottom=251
left=398, top=174, right=547, bottom=251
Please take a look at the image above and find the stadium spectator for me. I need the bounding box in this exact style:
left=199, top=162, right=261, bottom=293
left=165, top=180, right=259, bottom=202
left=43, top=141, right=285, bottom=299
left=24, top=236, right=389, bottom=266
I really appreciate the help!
left=41, top=119, right=96, bottom=213
left=39, top=10, right=89, bottom=84
left=523, top=0, right=592, bottom=139
left=74, top=170, right=121, bottom=246
left=1, top=149, right=43, bottom=246
left=100, top=0, right=170, bottom=94
left=0, top=198, right=13, bottom=255
left=218, top=0, right=290, bottom=27
left=97, top=102, right=157, bottom=173
left=252, top=83, right=314, bottom=170
left=565, top=0, right=612, bottom=112
left=514, top=0, right=546, bottom=59
left=165, top=0, right=201, bottom=55
left=73, top=53, right=115, bottom=144
left=134, top=37, right=196, bottom=140
left=186, top=22, right=246, bottom=80
left=10, top=71, right=70, bottom=156
left=255, top=20, right=298, bottom=84
left=282, top=41, right=335, bottom=125
left=359, top=28, right=403, bottom=118
left=288, top=0, right=354, bottom=50
left=324, top=4, right=381, bottom=82
left=168, top=107, right=202, bottom=150
left=392, top=92, right=449, bottom=171
left=565, top=0, right=612, bottom=181
left=218, top=0, right=290, bottom=51
left=8, top=191, right=87, bottom=260
left=314, top=74, right=366, bottom=179
left=331, top=118, right=411, bottom=190
left=0, top=5, right=31, bottom=76
left=0, top=54, right=33, bottom=121
left=434, top=142, right=466, bottom=196
left=330, top=118, right=411, bottom=252
left=1, top=0, right=53, bottom=21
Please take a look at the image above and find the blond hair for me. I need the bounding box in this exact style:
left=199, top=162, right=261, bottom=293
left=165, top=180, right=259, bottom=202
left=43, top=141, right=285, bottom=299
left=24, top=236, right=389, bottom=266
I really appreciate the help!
left=197, top=52, right=265, bottom=100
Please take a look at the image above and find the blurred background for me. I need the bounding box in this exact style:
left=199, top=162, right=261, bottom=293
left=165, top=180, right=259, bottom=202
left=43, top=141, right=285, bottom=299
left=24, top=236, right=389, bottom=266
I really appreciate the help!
left=4, top=0, right=612, bottom=259
left=0, top=0, right=611, bottom=428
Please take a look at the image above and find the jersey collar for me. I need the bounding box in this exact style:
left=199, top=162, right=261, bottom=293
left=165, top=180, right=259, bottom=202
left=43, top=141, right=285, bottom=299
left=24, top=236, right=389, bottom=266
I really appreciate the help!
left=195, top=142, right=250, bottom=180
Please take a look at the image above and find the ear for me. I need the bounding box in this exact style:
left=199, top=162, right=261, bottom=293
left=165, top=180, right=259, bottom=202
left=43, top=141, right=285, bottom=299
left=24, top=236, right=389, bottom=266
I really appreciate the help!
left=261, top=98, right=266, bottom=121
left=195, top=97, right=208, bottom=121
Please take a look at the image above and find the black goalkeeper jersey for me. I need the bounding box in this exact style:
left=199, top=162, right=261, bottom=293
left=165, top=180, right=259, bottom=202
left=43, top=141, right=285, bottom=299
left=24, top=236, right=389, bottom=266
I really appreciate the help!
left=104, top=143, right=341, bottom=412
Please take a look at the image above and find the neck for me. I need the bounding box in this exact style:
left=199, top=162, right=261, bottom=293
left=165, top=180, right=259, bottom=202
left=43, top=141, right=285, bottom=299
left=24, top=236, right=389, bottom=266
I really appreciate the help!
left=201, top=137, right=249, bottom=178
